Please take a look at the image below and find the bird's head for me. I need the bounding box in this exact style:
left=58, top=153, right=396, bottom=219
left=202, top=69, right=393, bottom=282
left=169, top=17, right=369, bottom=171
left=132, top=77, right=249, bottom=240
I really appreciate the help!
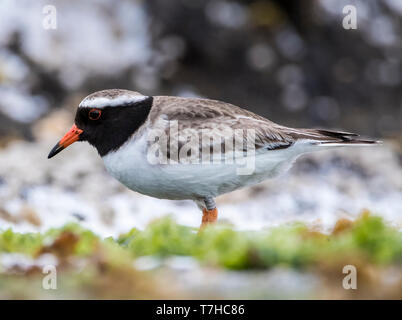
left=48, top=89, right=153, bottom=158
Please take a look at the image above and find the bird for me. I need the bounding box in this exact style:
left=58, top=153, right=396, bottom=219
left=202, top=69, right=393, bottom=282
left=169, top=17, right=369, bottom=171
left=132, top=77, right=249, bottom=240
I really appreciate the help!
left=48, top=89, right=379, bottom=228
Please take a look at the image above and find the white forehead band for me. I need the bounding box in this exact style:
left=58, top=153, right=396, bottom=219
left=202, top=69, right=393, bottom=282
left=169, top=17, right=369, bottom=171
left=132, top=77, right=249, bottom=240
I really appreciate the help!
left=79, top=95, right=148, bottom=109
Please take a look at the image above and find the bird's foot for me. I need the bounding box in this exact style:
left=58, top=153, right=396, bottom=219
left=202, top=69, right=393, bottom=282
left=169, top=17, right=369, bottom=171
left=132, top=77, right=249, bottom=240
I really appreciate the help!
left=200, top=208, right=218, bottom=229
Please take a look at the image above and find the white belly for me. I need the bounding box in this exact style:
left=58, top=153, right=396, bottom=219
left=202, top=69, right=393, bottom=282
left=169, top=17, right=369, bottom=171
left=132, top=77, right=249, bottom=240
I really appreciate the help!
left=102, top=134, right=306, bottom=200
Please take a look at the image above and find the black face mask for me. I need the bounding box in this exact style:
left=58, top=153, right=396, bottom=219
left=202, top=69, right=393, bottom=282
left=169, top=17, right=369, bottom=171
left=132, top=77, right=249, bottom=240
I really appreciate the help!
left=74, top=96, right=153, bottom=156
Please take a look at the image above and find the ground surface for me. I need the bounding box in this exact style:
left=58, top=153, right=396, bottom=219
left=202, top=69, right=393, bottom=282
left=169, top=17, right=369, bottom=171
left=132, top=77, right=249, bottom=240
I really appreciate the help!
left=0, top=123, right=401, bottom=299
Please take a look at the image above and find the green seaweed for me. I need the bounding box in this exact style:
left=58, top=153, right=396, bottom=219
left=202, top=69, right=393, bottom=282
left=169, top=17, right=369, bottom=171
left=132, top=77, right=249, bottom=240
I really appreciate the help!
left=1, top=213, right=402, bottom=270
left=116, top=214, right=402, bottom=269
left=0, top=229, right=43, bottom=255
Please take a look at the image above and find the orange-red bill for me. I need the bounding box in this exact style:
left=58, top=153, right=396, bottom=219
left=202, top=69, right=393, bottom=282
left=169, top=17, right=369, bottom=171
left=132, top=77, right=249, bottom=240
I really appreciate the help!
left=48, top=124, right=83, bottom=159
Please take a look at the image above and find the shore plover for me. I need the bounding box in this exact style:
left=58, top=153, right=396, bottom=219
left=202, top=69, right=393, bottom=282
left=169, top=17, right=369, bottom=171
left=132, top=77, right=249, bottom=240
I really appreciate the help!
left=48, top=89, right=378, bottom=228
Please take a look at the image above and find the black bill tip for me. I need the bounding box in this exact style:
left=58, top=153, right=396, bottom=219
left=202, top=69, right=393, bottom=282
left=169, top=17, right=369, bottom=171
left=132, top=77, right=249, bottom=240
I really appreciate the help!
left=48, top=143, right=64, bottom=159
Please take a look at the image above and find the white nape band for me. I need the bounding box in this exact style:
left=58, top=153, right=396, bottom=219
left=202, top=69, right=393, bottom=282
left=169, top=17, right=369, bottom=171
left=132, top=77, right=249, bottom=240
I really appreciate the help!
left=79, top=95, right=148, bottom=109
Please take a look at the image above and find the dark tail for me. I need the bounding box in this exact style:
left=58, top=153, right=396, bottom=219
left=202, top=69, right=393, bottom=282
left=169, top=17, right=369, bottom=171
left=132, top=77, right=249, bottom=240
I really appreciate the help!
left=289, top=128, right=381, bottom=146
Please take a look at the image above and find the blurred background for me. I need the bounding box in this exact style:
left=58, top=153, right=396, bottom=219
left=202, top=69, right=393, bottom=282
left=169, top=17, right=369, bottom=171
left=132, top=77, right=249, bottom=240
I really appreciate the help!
left=0, top=0, right=402, bottom=299
left=0, top=0, right=401, bottom=234
left=1, top=0, right=402, bottom=141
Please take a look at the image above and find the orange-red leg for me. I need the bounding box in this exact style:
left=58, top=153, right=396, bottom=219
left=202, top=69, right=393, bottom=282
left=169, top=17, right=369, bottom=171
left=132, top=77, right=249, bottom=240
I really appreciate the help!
left=200, top=207, right=218, bottom=228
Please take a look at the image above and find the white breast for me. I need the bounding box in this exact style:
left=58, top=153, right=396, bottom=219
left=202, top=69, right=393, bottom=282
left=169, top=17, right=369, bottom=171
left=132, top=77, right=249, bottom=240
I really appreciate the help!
left=102, top=133, right=309, bottom=200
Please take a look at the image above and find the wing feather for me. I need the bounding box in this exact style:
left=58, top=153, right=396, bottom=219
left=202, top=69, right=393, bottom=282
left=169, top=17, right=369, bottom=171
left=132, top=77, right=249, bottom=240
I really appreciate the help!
left=148, top=97, right=294, bottom=162
left=146, top=96, right=378, bottom=163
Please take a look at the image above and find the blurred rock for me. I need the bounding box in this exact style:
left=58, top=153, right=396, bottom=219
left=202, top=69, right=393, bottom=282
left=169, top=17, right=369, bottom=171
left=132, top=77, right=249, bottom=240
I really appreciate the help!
left=18, top=206, right=41, bottom=227
left=1, top=0, right=402, bottom=140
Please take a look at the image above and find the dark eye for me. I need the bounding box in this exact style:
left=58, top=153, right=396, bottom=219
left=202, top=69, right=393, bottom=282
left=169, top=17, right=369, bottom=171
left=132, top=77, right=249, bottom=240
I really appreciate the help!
left=89, top=108, right=102, bottom=120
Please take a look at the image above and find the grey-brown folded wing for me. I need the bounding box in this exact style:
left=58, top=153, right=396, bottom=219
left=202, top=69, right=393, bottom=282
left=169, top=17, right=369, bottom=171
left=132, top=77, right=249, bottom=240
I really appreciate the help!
left=148, top=97, right=295, bottom=161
